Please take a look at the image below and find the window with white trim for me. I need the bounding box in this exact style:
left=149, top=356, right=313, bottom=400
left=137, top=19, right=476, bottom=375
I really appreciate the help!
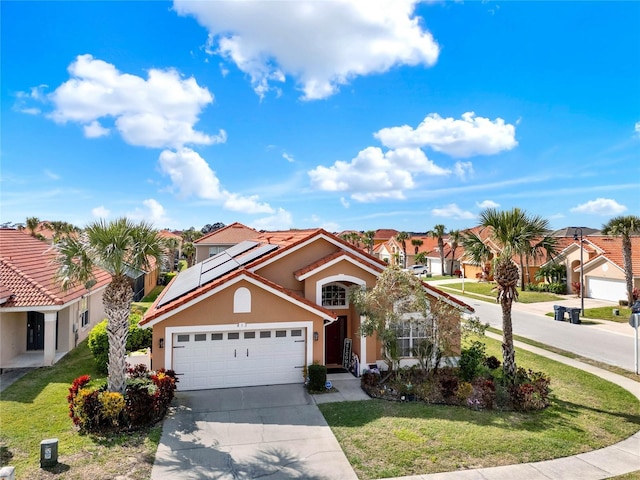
left=208, top=246, right=228, bottom=257
left=322, top=283, right=347, bottom=307
left=79, top=297, right=89, bottom=328
left=393, top=320, right=428, bottom=357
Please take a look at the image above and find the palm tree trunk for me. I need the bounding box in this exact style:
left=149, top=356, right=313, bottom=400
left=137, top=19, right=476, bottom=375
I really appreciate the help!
left=103, top=275, right=133, bottom=394
left=622, top=235, right=634, bottom=304
left=501, top=296, right=516, bottom=379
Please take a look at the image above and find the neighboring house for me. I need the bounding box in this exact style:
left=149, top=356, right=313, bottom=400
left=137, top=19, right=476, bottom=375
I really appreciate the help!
left=373, top=228, right=398, bottom=246
left=127, top=257, right=160, bottom=302
left=158, top=229, right=183, bottom=271
left=194, top=222, right=259, bottom=264
left=555, top=235, right=640, bottom=302
left=141, top=228, right=473, bottom=391
left=0, top=229, right=110, bottom=369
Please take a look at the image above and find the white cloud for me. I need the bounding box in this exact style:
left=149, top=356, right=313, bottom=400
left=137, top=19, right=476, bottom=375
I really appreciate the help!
left=83, top=120, right=110, bottom=138
left=454, top=161, right=474, bottom=180
left=46, top=54, right=221, bottom=149
left=128, top=198, right=169, bottom=226
left=174, top=0, right=439, bottom=100
left=44, top=169, right=60, bottom=180
left=251, top=208, right=293, bottom=230
left=476, top=199, right=500, bottom=209
left=374, top=112, right=518, bottom=158
left=308, top=146, right=448, bottom=202
left=635, top=121, right=640, bottom=136
left=91, top=205, right=110, bottom=218
left=570, top=198, right=627, bottom=216
left=340, top=197, right=350, bottom=208
left=158, top=148, right=274, bottom=214
left=431, top=203, right=476, bottom=220
left=282, top=152, right=295, bottom=163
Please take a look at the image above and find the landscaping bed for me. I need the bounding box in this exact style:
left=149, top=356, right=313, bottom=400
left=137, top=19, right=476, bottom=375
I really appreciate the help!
left=319, top=336, right=640, bottom=479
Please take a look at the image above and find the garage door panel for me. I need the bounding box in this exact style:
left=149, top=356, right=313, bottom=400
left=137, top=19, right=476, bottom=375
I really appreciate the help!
left=587, top=277, right=626, bottom=302
left=172, top=328, right=306, bottom=391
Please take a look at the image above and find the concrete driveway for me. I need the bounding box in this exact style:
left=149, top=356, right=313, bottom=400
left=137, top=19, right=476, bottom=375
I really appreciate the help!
left=151, top=384, right=358, bottom=480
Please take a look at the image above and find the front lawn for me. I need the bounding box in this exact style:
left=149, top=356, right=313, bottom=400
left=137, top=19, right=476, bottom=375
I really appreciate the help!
left=0, top=341, right=161, bottom=479
left=439, top=282, right=564, bottom=303
left=319, top=336, right=640, bottom=479
left=583, top=306, right=632, bottom=323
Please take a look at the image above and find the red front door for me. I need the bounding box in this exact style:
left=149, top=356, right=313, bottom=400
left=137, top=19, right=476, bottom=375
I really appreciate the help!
left=325, top=316, right=347, bottom=365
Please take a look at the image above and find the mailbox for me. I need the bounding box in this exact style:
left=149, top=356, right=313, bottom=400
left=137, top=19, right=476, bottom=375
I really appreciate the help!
left=40, top=438, right=58, bottom=468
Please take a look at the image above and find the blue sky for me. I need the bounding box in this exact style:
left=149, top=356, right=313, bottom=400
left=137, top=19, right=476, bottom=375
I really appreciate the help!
left=2, top=1, right=639, bottom=233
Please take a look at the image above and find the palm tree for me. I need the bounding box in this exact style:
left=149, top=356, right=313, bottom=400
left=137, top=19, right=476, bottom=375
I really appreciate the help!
left=427, top=224, right=446, bottom=275
left=182, top=241, right=196, bottom=267
left=53, top=218, right=165, bottom=394
left=362, top=230, right=375, bottom=255
left=164, top=237, right=181, bottom=272
left=414, top=251, right=430, bottom=266
left=44, top=220, right=79, bottom=242
left=411, top=238, right=423, bottom=255
left=396, top=231, right=410, bottom=268
left=602, top=215, right=640, bottom=305
left=448, top=230, right=461, bottom=276
left=522, top=234, right=558, bottom=288
left=463, top=208, right=552, bottom=379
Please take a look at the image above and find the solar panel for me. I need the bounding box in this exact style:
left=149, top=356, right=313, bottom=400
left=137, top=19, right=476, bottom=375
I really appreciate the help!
left=199, top=258, right=241, bottom=285
left=157, top=263, right=203, bottom=307
left=223, top=240, right=260, bottom=257
left=200, top=241, right=259, bottom=275
left=237, top=243, right=279, bottom=266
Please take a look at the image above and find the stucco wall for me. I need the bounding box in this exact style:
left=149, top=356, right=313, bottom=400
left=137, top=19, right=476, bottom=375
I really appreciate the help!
left=150, top=279, right=327, bottom=370
left=0, top=312, right=26, bottom=364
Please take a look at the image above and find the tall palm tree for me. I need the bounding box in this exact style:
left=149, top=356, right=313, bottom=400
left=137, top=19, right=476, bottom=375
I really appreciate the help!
left=53, top=218, right=165, bottom=393
left=463, top=208, right=552, bottom=378
left=448, top=230, right=461, bottom=276
left=182, top=241, right=196, bottom=267
left=363, top=230, right=376, bottom=255
left=164, top=237, right=181, bottom=271
left=602, top=215, right=640, bottom=305
left=396, top=231, right=410, bottom=268
left=427, top=224, right=446, bottom=275
left=411, top=238, right=423, bottom=254
left=44, top=220, right=79, bottom=242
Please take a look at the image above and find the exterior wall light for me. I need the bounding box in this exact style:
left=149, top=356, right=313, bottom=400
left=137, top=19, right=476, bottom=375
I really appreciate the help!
left=159, top=338, right=164, bottom=349
left=313, top=331, right=319, bottom=341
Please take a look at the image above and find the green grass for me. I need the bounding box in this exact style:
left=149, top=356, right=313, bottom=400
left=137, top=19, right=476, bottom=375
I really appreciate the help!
left=131, top=285, right=165, bottom=312
left=0, top=341, right=161, bottom=479
left=439, top=282, right=564, bottom=303
left=582, top=306, right=632, bottom=323
left=319, top=336, right=640, bottom=479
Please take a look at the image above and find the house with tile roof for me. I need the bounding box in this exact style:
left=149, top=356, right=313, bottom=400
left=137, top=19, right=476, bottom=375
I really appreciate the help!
left=0, top=229, right=111, bottom=369
left=554, top=235, right=640, bottom=302
left=141, top=228, right=473, bottom=391
left=194, top=222, right=259, bottom=264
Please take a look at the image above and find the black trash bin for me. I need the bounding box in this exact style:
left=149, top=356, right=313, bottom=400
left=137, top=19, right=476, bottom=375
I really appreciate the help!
left=553, top=305, right=566, bottom=321
left=568, top=308, right=581, bottom=324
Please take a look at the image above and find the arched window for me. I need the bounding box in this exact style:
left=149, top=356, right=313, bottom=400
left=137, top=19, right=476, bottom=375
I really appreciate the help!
left=321, top=283, right=347, bottom=307
left=233, top=287, right=251, bottom=313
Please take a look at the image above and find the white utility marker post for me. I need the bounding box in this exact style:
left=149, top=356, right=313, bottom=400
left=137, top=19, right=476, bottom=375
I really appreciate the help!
left=630, top=313, right=640, bottom=375
left=461, top=268, right=465, bottom=294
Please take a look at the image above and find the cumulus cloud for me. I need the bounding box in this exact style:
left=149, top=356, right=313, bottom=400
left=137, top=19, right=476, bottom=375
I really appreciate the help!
left=635, top=121, right=640, bottom=136
left=174, top=0, right=439, bottom=100
left=476, top=199, right=500, bottom=209
left=158, top=148, right=274, bottom=214
left=308, top=146, right=448, bottom=202
left=83, top=120, right=110, bottom=138
left=128, top=199, right=169, bottom=226
left=570, top=198, right=627, bottom=216
left=46, top=54, right=222, bottom=149
left=374, top=112, right=518, bottom=158
left=340, top=197, right=350, bottom=209
left=431, top=203, right=476, bottom=220
left=251, top=208, right=293, bottom=230
left=91, top=205, right=111, bottom=218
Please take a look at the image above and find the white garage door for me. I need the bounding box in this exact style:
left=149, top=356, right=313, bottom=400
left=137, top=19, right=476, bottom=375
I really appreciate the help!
left=172, top=328, right=306, bottom=391
left=587, top=277, right=626, bottom=302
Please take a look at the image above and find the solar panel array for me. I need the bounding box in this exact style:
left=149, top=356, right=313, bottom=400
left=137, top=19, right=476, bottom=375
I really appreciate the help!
left=156, top=241, right=278, bottom=308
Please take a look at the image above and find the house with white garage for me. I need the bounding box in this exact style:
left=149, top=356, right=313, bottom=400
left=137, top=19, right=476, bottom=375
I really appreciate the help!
left=141, top=228, right=473, bottom=391
left=560, top=235, right=640, bottom=302
left=0, top=229, right=110, bottom=369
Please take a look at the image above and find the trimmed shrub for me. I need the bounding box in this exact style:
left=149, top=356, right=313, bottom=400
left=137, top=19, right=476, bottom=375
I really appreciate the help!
left=308, top=364, right=327, bottom=392
left=484, top=355, right=501, bottom=370
left=547, top=282, right=566, bottom=294
left=87, top=313, right=153, bottom=373
left=509, top=368, right=551, bottom=411
left=67, top=366, right=178, bottom=433
left=459, top=341, right=486, bottom=381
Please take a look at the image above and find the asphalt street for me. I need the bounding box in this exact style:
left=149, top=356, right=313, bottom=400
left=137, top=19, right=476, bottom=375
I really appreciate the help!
left=457, top=295, right=638, bottom=373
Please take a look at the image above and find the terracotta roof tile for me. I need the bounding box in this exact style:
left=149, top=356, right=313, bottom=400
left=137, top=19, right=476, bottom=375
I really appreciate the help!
left=585, top=235, right=640, bottom=276
left=0, top=229, right=111, bottom=308
left=195, top=222, right=259, bottom=244
left=294, top=250, right=384, bottom=278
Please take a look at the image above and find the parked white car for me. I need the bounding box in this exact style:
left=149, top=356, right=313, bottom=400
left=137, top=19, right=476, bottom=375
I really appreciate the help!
left=405, top=265, right=429, bottom=276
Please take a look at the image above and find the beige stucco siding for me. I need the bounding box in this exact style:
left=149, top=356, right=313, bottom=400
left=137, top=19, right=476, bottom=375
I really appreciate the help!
left=151, top=279, right=327, bottom=370
left=0, top=312, right=26, bottom=364
left=255, top=238, right=338, bottom=291
left=302, top=260, right=378, bottom=305
left=583, top=261, right=625, bottom=280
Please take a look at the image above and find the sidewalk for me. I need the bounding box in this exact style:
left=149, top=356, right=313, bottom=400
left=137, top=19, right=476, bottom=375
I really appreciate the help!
left=377, top=332, right=640, bottom=480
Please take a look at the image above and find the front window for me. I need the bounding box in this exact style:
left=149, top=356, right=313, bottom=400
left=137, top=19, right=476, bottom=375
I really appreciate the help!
left=79, top=297, right=89, bottom=328
left=209, top=246, right=228, bottom=257
left=393, top=320, right=427, bottom=357
left=322, top=284, right=347, bottom=307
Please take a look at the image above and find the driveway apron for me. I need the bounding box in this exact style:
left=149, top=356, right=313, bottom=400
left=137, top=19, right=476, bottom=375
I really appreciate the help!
left=151, top=384, right=357, bottom=480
